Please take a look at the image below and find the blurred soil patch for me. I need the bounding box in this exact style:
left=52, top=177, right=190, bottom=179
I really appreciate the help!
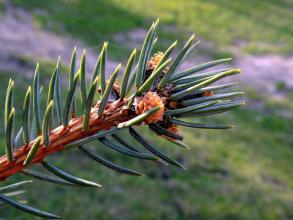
left=0, top=3, right=118, bottom=77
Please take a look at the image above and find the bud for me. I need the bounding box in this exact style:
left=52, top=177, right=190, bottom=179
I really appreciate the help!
left=135, top=92, right=165, bottom=124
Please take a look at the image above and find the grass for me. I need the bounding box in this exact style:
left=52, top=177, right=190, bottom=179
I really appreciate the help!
left=0, top=64, right=292, bottom=219
left=11, top=0, right=293, bottom=56
left=0, top=0, right=4, bottom=15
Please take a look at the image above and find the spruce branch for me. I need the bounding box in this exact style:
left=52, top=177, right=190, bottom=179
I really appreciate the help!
left=0, top=20, right=244, bottom=218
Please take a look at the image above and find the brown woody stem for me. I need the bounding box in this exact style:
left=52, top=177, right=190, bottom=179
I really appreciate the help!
left=0, top=99, right=130, bottom=181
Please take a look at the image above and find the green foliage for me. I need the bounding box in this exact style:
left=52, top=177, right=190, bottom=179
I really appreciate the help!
left=82, top=76, right=99, bottom=130
left=23, top=137, right=41, bottom=166
left=42, top=101, right=54, bottom=147
left=0, top=0, right=4, bottom=14
left=136, top=21, right=158, bottom=88
left=42, top=161, right=101, bottom=188
left=98, top=64, right=120, bottom=115
left=120, top=49, right=137, bottom=98
left=22, top=87, right=31, bottom=145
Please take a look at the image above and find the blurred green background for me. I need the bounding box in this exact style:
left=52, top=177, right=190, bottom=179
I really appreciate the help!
left=0, top=0, right=292, bottom=219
